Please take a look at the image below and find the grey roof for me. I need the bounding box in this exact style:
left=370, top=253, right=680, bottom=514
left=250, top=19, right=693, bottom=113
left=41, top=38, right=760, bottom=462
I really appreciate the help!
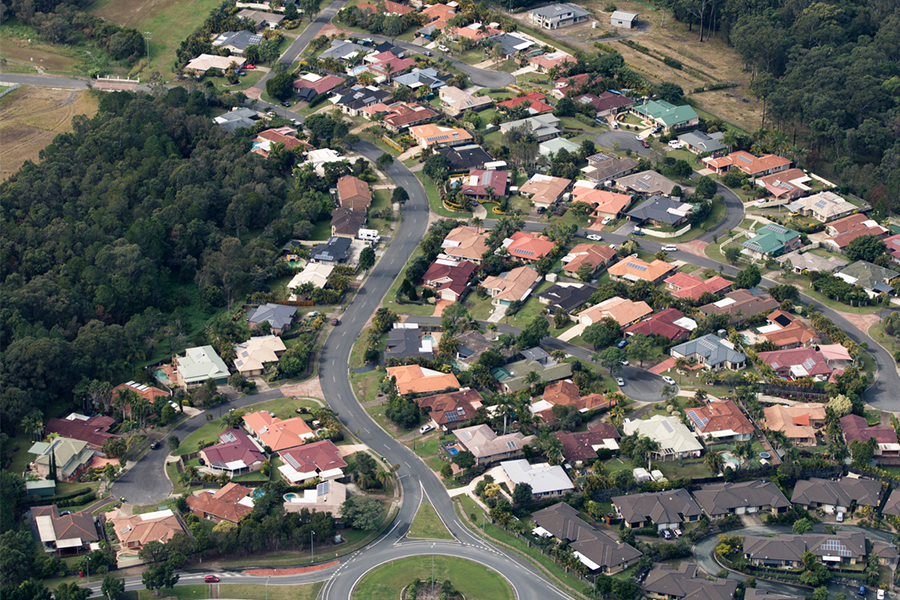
left=319, top=39, right=372, bottom=60
left=530, top=3, right=590, bottom=20
left=626, top=194, right=692, bottom=225
left=436, top=144, right=494, bottom=171
left=499, top=114, right=561, bottom=138
left=746, top=590, right=805, bottom=600
left=644, top=563, right=737, bottom=600
left=610, top=10, right=638, bottom=22
left=501, top=459, right=574, bottom=495
left=384, top=328, right=433, bottom=360
left=456, top=330, right=495, bottom=361
left=677, top=130, right=726, bottom=154
left=538, top=283, right=597, bottom=312
left=453, top=424, right=534, bottom=460
left=501, top=359, right=572, bottom=392
left=214, top=30, right=263, bottom=51
left=585, top=153, right=638, bottom=181
left=214, top=107, right=257, bottom=133
left=615, top=170, right=681, bottom=195
left=247, top=303, right=298, bottom=330
left=777, top=249, right=847, bottom=272
left=839, top=260, right=900, bottom=291
left=743, top=531, right=866, bottom=563
left=612, top=489, right=702, bottom=525
left=333, top=86, right=392, bottom=111
left=791, top=477, right=883, bottom=508
left=311, top=236, right=352, bottom=262
left=670, top=334, right=745, bottom=368
left=693, top=480, right=790, bottom=516
left=883, top=489, right=900, bottom=517
left=520, top=347, right=551, bottom=362
left=331, top=207, right=366, bottom=236
left=393, top=68, right=445, bottom=90
left=492, top=33, right=534, bottom=57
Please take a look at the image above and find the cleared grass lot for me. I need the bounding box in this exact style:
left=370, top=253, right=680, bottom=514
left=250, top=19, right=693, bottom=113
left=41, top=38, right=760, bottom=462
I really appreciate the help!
left=352, top=555, right=514, bottom=600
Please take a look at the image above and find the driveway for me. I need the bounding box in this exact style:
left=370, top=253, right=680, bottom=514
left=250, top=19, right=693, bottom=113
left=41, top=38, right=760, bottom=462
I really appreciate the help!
left=595, top=131, right=650, bottom=157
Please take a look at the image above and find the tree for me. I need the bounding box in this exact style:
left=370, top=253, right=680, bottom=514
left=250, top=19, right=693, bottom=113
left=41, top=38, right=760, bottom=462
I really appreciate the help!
left=167, top=436, right=179, bottom=451
left=55, top=583, right=90, bottom=600
left=735, top=264, right=761, bottom=289
left=695, top=176, right=718, bottom=199
left=654, top=82, right=684, bottom=104
left=423, top=153, right=452, bottom=182
left=141, top=563, right=178, bottom=597
left=266, top=73, right=294, bottom=101
left=342, top=496, right=386, bottom=530
left=441, top=303, right=471, bottom=335
left=392, top=186, right=408, bottom=204
left=517, top=315, right=550, bottom=349
left=2, top=580, right=53, bottom=600
left=512, top=482, right=533, bottom=506
left=553, top=308, right=570, bottom=329
left=828, top=394, right=852, bottom=417
left=599, top=347, right=626, bottom=376
left=452, top=450, right=475, bottom=470
left=376, top=152, right=394, bottom=170
left=583, top=317, right=622, bottom=350
left=705, top=451, right=724, bottom=474
left=358, top=247, right=375, bottom=271
left=625, top=333, right=654, bottom=367
left=846, top=235, right=887, bottom=263
left=792, top=518, right=813, bottom=534
left=440, top=462, right=453, bottom=479
left=284, top=2, right=298, bottom=19
left=723, top=246, right=742, bottom=264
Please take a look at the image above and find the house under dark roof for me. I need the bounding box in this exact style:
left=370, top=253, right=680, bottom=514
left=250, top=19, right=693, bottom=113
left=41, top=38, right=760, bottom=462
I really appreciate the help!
left=246, top=303, right=298, bottom=331
left=612, top=489, right=703, bottom=527
left=333, top=86, right=392, bottom=112
left=692, top=480, right=791, bottom=517
left=626, top=194, right=693, bottom=226
left=538, top=282, right=597, bottom=312
left=644, top=563, right=737, bottom=600
left=331, top=207, right=367, bottom=237
left=384, top=328, right=433, bottom=360
left=311, top=236, right=352, bottom=263
left=436, top=144, right=494, bottom=172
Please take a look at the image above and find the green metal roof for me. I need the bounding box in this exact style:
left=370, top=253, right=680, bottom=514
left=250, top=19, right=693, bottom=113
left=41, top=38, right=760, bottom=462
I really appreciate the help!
left=633, top=100, right=698, bottom=126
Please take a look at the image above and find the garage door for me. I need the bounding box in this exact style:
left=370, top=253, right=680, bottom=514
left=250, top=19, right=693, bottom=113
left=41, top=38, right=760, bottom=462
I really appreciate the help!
left=736, top=507, right=746, bottom=515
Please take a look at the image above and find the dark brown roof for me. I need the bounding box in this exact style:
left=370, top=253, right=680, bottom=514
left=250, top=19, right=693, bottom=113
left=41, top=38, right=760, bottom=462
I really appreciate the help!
left=554, top=430, right=617, bottom=462
left=417, top=388, right=483, bottom=426
left=44, top=415, right=118, bottom=448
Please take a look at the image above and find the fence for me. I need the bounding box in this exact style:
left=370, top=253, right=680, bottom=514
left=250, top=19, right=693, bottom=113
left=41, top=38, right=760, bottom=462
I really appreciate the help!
left=95, top=75, right=140, bottom=83
left=639, top=223, right=692, bottom=238
left=381, top=135, right=403, bottom=152
left=0, top=83, right=21, bottom=99
left=760, top=383, right=828, bottom=400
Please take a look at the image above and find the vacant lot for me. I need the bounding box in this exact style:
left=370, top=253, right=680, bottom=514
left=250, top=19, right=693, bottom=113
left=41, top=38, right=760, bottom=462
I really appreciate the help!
left=0, top=86, right=100, bottom=180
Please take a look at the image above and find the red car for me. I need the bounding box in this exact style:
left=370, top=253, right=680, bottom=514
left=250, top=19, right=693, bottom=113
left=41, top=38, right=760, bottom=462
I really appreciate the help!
left=244, top=64, right=256, bottom=69
left=331, top=319, right=340, bottom=326
left=205, top=575, right=219, bottom=583
left=641, top=139, right=650, bottom=148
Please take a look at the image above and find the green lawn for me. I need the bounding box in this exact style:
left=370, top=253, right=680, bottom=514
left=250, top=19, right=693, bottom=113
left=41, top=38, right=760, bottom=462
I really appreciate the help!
left=205, top=69, right=265, bottom=92
left=407, top=501, right=454, bottom=540
left=869, top=322, right=900, bottom=357
left=651, top=195, right=727, bottom=243
left=352, top=555, right=514, bottom=600
left=219, top=583, right=323, bottom=600
left=415, top=172, right=471, bottom=218
left=137, top=585, right=209, bottom=599
left=369, top=188, right=394, bottom=235
left=351, top=368, right=384, bottom=404
left=656, top=460, right=714, bottom=480
left=405, top=432, right=446, bottom=459
left=309, top=219, right=332, bottom=241
left=463, top=292, right=497, bottom=321
left=778, top=272, right=884, bottom=315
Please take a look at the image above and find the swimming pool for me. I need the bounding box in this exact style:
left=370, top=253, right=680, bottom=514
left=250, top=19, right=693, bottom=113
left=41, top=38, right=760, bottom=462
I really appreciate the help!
left=423, top=335, right=435, bottom=344
left=284, top=492, right=301, bottom=503
left=447, top=447, right=459, bottom=455
left=154, top=368, right=170, bottom=384
left=721, top=452, right=741, bottom=468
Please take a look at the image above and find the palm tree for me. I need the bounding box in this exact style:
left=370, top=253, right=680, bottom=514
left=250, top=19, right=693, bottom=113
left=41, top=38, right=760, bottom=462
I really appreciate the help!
left=494, top=394, right=518, bottom=435
left=550, top=350, right=567, bottom=362
left=375, top=469, right=390, bottom=488
left=180, top=465, right=199, bottom=487
left=610, top=404, right=626, bottom=427
left=524, top=371, right=542, bottom=393
left=471, top=216, right=483, bottom=232
left=705, top=451, right=724, bottom=474
left=22, top=412, right=44, bottom=442
left=660, top=384, right=677, bottom=404
left=674, top=357, right=689, bottom=385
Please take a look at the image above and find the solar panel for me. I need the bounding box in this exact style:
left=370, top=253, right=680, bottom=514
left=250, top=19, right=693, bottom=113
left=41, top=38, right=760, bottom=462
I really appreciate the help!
left=768, top=225, right=788, bottom=234
left=284, top=453, right=301, bottom=470
left=635, top=180, right=649, bottom=189
left=814, top=200, right=828, bottom=209
left=507, top=441, right=517, bottom=449
left=771, top=361, right=779, bottom=369
left=445, top=410, right=459, bottom=422
left=737, top=155, right=753, bottom=164
left=698, top=338, right=718, bottom=351
left=803, top=357, right=816, bottom=369
left=516, top=249, right=534, bottom=256
left=642, top=174, right=651, bottom=180
left=319, top=480, right=330, bottom=494
left=661, top=421, right=674, bottom=433
left=820, top=539, right=852, bottom=557
left=626, top=262, right=647, bottom=271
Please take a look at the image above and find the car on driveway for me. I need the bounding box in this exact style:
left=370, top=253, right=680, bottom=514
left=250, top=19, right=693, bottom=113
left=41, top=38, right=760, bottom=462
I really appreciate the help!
left=621, top=360, right=629, bottom=366
left=601, top=217, right=612, bottom=225
left=617, top=339, right=628, bottom=349
left=281, top=101, right=291, bottom=107
left=877, top=590, right=885, bottom=600
left=587, top=234, right=602, bottom=241
left=668, top=140, right=684, bottom=149
left=205, top=575, right=219, bottom=583
left=438, top=45, right=449, bottom=52
left=662, top=376, right=676, bottom=385
left=616, top=378, right=625, bottom=386
left=244, top=64, right=256, bottom=69
left=419, top=424, right=435, bottom=434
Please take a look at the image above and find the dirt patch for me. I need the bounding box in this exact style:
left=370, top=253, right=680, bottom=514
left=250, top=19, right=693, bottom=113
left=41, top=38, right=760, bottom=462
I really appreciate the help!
left=243, top=561, right=339, bottom=576
left=0, top=38, right=79, bottom=73
left=677, top=239, right=709, bottom=258
left=843, top=312, right=883, bottom=335
left=279, top=378, right=325, bottom=400
left=0, top=86, right=100, bottom=180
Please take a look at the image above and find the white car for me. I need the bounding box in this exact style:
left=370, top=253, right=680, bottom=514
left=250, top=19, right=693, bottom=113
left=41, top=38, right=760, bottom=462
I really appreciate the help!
left=668, top=140, right=684, bottom=149
left=438, top=45, right=449, bottom=52
left=601, top=217, right=612, bottom=225
left=621, top=360, right=630, bottom=366
left=587, top=234, right=603, bottom=241
left=836, top=512, right=844, bottom=522
left=609, top=244, right=617, bottom=250
left=419, top=424, right=435, bottom=434
left=754, top=199, right=767, bottom=206
left=662, top=376, right=676, bottom=385
left=616, top=378, right=625, bottom=386
left=630, top=253, right=638, bottom=258
left=877, top=590, right=885, bottom=600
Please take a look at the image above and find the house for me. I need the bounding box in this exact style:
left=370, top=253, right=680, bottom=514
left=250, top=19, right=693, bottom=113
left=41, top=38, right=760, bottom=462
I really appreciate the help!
left=840, top=414, right=900, bottom=463
left=836, top=261, right=899, bottom=296
left=386, top=365, right=460, bottom=395
left=310, top=236, right=352, bottom=264
left=252, top=127, right=303, bottom=158
left=826, top=213, right=877, bottom=237
left=440, top=225, right=490, bottom=263
left=819, top=344, right=853, bottom=369
left=457, top=169, right=509, bottom=198
left=562, top=243, right=617, bottom=277
left=384, top=326, right=434, bottom=361
left=758, top=310, right=818, bottom=349
left=174, top=346, right=230, bottom=389
left=336, top=175, right=371, bottom=211
left=607, top=257, right=677, bottom=284
left=624, top=308, right=695, bottom=342
left=233, top=335, right=286, bottom=377
left=572, top=188, right=633, bottom=223
left=436, top=144, right=494, bottom=172
left=357, top=0, right=414, bottom=15
left=420, top=2, right=456, bottom=32
left=685, top=400, right=754, bottom=443
left=44, top=414, right=118, bottom=451
left=785, top=191, right=856, bottom=222
left=418, top=388, right=483, bottom=431
left=626, top=195, right=694, bottom=228
left=479, top=265, right=542, bottom=306
left=293, top=73, right=345, bottom=98
left=319, top=39, right=372, bottom=61
left=455, top=331, right=498, bottom=367
left=881, top=233, right=900, bottom=266
left=539, top=137, right=581, bottom=157
left=199, top=429, right=265, bottom=476
left=237, top=9, right=284, bottom=29
left=185, top=54, right=246, bottom=75
left=743, top=532, right=866, bottom=568
left=520, top=347, right=555, bottom=364
left=538, top=282, right=597, bottom=313
left=622, top=415, right=703, bottom=460
left=764, top=403, right=826, bottom=446
left=664, top=273, right=731, bottom=301
left=495, top=358, right=572, bottom=393
left=700, top=288, right=779, bottom=326
left=213, top=107, right=258, bottom=133
left=576, top=91, right=634, bottom=117
left=504, top=231, right=557, bottom=261
left=776, top=249, right=847, bottom=274
left=359, top=51, right=416, bottom=79
left=670, top=334, right=746, bottom=371
left=644, top=563, right=737, bottom=600
left=693, top=480, right=791, bottom=518
left=500, top=459, right=574, bottom=498
left=823, top=222, right=889, bottom=252
left=676, top=131, right=726, bottom=156
left=450, top=22, right=502, bottom=42
left=532, top=503, right=641, bottom=574
left=277, top=439, right=347, bottom=484
left=453, top=424, right=535, bottom=466
left=212, top=30, right=263, bottom=55
left=288, top=263, right=334, bottom=291
left=420, top=259, right=476, bottom=302
left=408, top=123, right=473, bottom=149
left=499, top=114, right=561, bottom=141
left=330, top=208, right=367, bottom=239
left=614, top=170, right=682, bottom=196
left=498, top=91, right=553, bottom=114
left=555, top=426, right=621, bottom=464
left=874, top=542, right=899, bottom=568
left=632, top=100, right=699, bottom=132
left=542, top=380, right=612, bottom=413
left=246, top=303, right=298, bottom=335
left=755, top=169, right=812, bottom=200
left=790, top=476, right=883, bottom=513
left=111, top=509, right=186, bottom=549
left=378, top=103, right=438, bottom=132
left=112, top=382, right=170, bottom=418
left=485, top=32, right=535, bottom=60
left=612, top=489, right=703, bottom=530
left=529, top=51, right=575, bottom=71
left=757, top=347, right=832, bottom=380
left=882, top=489, right=900, bottom=518
left=577, top=296, right=652, bottom=328
left=304, top=148, right=358, bottom=176
left=393, top=67, right=445, bottom=90
left=283, top=480, right=347, bottom=518
left=518, top=174, right=572, bottom=208
left=529, top=3, right=589, bottom=28
left=29, top=506, right=99, bottom=554
left=242, top=410, right=316, bottom=452
left=610, top=10, right=638, bottom=28
left=551, top=73, right=593, bottom=99
left=702, top=151, right=791, bottom=177
left=186, top=482, right=255, bottom=523
left=438, top=86, right=492, bottom=115
left=331, top=85, right=391, bottom=116
left=581, top=153, right=637, bottom=183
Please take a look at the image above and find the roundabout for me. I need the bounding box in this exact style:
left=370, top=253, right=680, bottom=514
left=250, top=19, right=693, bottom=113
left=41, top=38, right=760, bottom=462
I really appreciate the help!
left=351, top=555, right=516, bottom=600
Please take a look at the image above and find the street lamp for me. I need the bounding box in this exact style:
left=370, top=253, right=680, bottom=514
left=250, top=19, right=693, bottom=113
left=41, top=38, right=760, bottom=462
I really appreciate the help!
left=431, top=543, right=436, bottom=599
left=265, top=575, right=271, bottom=600
left=311, top=530, right=315, bottom=563
left=85, top=555, right=91, bottom=582
left=143, top=31, right=151, bottom=67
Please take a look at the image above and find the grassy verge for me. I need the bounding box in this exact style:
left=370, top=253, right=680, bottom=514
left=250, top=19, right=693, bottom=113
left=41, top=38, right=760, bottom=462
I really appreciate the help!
left=369, top=188, right=394, bottom=235
left=408, top=501, right=454, bottom=540
left=415, top=172, right=471, bottom=218
left=352, top=555, right=514, bottom=600
left=219, top=583, right=323, bottom=600
left=778, top=273, right=885, bottom=315
left=649, top=195, right=727, bottom=244
left=869, top=322, right=900, bottom=358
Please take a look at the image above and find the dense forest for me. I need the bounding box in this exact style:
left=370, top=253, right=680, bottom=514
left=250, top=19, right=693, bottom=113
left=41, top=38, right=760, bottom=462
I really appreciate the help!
left=0, top=90, right=333, bottom=438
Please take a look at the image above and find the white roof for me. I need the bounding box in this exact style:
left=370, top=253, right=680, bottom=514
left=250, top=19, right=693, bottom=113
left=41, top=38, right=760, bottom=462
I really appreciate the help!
left=529, top=399, right=555, bottom=415
left=672, top=316, right=697, bottom=331
left=140, top=509, right=174, bottom=521
left=574, top=180, right=597, bottom=189
left=279, top=464, right=318, bottom=483
left=501, top=459, right=574, bottom=495
left=574, top=550, right=602, bottom=571
left=611, top=10, right=638, bottom=20
left=35, top=515, right=56, bottom=542
left=288, top=263, right=334, bottom=289
left=56, top=538, right=83, bottom=549
left=623, top=415, right=703, bottom=455
left=533, top=526, right=553, bottom=537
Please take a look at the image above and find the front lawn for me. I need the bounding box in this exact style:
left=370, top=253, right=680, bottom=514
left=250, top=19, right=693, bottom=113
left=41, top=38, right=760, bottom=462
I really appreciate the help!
left=415, top=172, right=472, bottom=218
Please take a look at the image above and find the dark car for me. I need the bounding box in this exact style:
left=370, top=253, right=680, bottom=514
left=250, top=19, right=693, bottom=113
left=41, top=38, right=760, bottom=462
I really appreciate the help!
left=281, top=101, right=291, bottom=107
left=150, top=441, right=161, bottom=450
left=331, top=319, right=339, bottom=326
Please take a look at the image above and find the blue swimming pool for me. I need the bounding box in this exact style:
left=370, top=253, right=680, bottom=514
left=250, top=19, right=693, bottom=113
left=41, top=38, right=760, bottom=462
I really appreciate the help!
left=721, top=452, right=741, bottom=467
left=447, top=447, right=459, bottom=455
left=423, top=335, right=435, bottom=344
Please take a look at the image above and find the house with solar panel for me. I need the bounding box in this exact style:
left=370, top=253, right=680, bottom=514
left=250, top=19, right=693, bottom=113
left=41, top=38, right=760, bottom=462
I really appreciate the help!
left=614, top=170, right=683, bottom=196
left=409, top=123, right=474, bottom=149
left=669, top=334, right=746, bottom=371
left=684, top=400, right=754, bottom=443
left=212, top=31, right=264, bottom=55
left=740, top=224, right=802, bottom=259
left=785, top=191, right=856, bottom=223
left=742, top=532, right=867, bottom=569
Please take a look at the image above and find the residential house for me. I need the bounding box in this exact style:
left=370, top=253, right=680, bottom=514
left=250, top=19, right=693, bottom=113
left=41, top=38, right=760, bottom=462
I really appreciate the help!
left=786, top=191, right=856, bottom=222
left=357, top=0, right=414, bottom=15
left=819, top=344, right=853, bottom=369
left=457, top=169, right=509, bottom=198
left=293, top=73, right=345, bottom=99
left=529, top=3, right=589, bottom=28
left=670, top=334, right=746, bottom=371
left=420, top=258, right=476, bottom=302
left=277, top=439, right=347, bottom=484
left=332, top=86, right=391, bottom=117
left=111, top=509, right=186, bottom=549
left=247, top=303, right=298, bottom=335
left=455, top=330, right=499, bottom=368
left=612, top=489, right=703, bottom=530
left=823, top=220, right=888, bottom=252
left=499, top=114, right=561, bottom=141
left=614, top=170, right=682, bottom=196
left=539, top=137, right=581, bottom=158
left=499, top=459, right=574, bottom=499
left=453, top=424, right=535, bottom=466
left=626, top=195, right=694, bottom=228
left=757, top=347, right=832, bottom=380
left=624, top=308, right=695, bottom=342
left=379, top=102, right=438, bottom=132
left=330, top=208, right=367, bottom=239
left=572, top=188, right=633, bottom=224
left=198, top=429, right=265, bottom=476
left=763, top=403, right=826, bottom=447
left=874, top=542, right=898, bottom=568
left=173, top=346, right=230, bottom=389
left=644, top=563, right=737, bottom=600
left=487, top=32, right=535, bottom=60
left=581, top=153, right=637, bottom=183
left=304, top=148, right=359, bottom=176
left=336, top=174, right=371, bottom=212
left=418, top=3, right=456, bottom=36
left=632, top=100, right=699, bottom=132
left=700, top=289, right=779, bottom=326
left=237, top=9, right=283, bottom=29
left=840, top=414, right=900, bottom=464
left=436, top=144, right=494, bottom=171
left=608, top=257, right=677, bottom=284
left=408, top=123, right=473, bottom=149
left=318, top=39, right=372, bottom=62
left=554, top=426, right=621, bottom=464
left=438, top=86, right=492, bottom=115
left=685, top=400, right=754, bottom=443
left=537, top=282, right=597, bottom=313
left=212, top=30, right=263, bottom=55
left=479, top=265, right=541, bottom=307
left=393, top=67, right=445, bottom=90
left=243, top=410, right=316, bottom=452
left=310, top=236, right=352, bottom=264
left=450, top=22, right=502, bottom=42
left=520, top=347, right=555, bottom=364
left=562, top=243, right=617, bottom=277
left=29, top=506, right=99, bottom=554
left=288, top=263, right=334, bottom=291
left=418, top=388, right=483, bottom=431
left=881, top=489, right=900, bottom=518
left=663, top=273, right=731, bottom=301
left=213, top=107, right=257, bottom=133
left=610, top=10, right=638, bottom=28
left=504, top=231, right=557, bottom=261
left=497, top=91, right=553, bottom=114
left=186, top=54, right=247, bottom=75
left=577, top=296, right=652, bottom=328
left=541, top=380, right=612, bottom=413
left=622, top=415, right=703, bottom=461
left=233, top=335, right=286, bottom=377
left=386, top=365, right=460, bottom=395
left=384, top=326, right=434, bottom=361
left=359, top=51, right=416, bottom=80
left=757, top=309, right=818, bottom=349
left=676, top=131, right=726, bottom=156
left=283, top=480, right=347, bottom=518
left=532, top=502, right=641, bottom=574
left=550, top=73, right=593, bottom=99
left=755, top=169, right=812, bottom=200
left=252, top=127, right=303, bottom=158
left=836, top=261, right=899, bottom=296
left=576, top=91, right=634, bottom=117
left=702, top=151, right=791, bottom=177
left=693, top=480, right=791, bottom=518
left=186, top=483, right=255, bottom=524
left=826, top=213, right=878, bottom=237
left=495, top=358, right=572, bottom=393
left=44, top=414, right=118, bottom=451
left=742, top=532, right=866, bottom=568
left=440, top=225, right=490, bottom=264
left=112, top=382, right=170, bottom=418
left=882, top=232, right=900, bottom=265
left=519, top=174, right=572, bottom=209
left=777, top=249, right=847, bottom=274
left=790, top=476, right=883, bottom=513
left=529, top=51, right=575, bottom=71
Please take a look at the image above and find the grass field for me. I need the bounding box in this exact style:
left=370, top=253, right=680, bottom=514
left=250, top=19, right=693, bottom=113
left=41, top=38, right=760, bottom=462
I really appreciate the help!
left=135, top=583, right=322, bottom=600
left=0, top=86, right=100, bottom=180
left=407, top=501, right=454, bottom=540
left=352, top=555, right=515, bottom=600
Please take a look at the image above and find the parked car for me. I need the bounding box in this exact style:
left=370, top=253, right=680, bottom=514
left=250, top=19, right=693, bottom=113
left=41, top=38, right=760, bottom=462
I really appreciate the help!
left=662, top=529, right=672, bottom=539
left=419, top=424, right=435, bottom=434
left=621, top=360, right=629, bottom=366
left=673, top=528, right=682, bottom=538
left=641, top=139, right=650, bottom=148
left=668, top=140, right=684, bottom=149
left=609, top=244, right=617, bottom=250
left=438, top=45, right=449, bottom=52
left=587, top=234, right=603, bottom=241
left=632, top=228, right=644, bottom=236
left=150, top=441, right=161, bottom=450
left=661, top=244, right=677, bottom=252
left=652, top=126, right=663, bottom=134
left=205, top=575, right=219, bottom=583
left=662, top=376, right=676, bottom=385
left=754, top=199, right=767, bottom=206
left=423, top=50, right=432, bottom=56
left=635, top=134, right=643, bottom=140
left=630, top=253, right=638, bottom=258
left=859, top=587, right=866, bottom=597
left=877, top=590, right=885, bottom=600
left=281, top=101, right=291, bottom=107
left=244, top=64, right=256, bottom=69
left=307, top=311, right=320, bottom=317
left=836, top=512, right=844, bottom=522
left=601, top=217, right=612, bottom=225
left=617, top=339, right=628, bottom=349
left=616, top=378, right=625, bottom=387
left=330, top=318, right=340, bottom=326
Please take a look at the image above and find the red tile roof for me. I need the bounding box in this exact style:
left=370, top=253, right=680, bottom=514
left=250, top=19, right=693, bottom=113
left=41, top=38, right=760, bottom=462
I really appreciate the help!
left=336, top=175, right=371, bottom=211
left=417, top=388, right=484, bottom=427
left=382, top=103, right=438, bottom=129
left=200, top=429, right=265, bottom=469
left=358, top=0, right=414, bottom=14
left=664, top=273, right=731, bottom=300
left=506, top=230, right=555, bottom=261
left=185, top=483, right=254, bottom=523
left=497, top=92, right=553, bottom=114
left=624, top=308, right=691, bottom=341
left=278, top=439, right=347, bottom=474
left=459, top=169, right=509, bottom=197
left=44, top=415, right=118, bottom=449
left=420, top=260, right=477, bottom=293
left=688, top=400, right=754, bottom=436
left=841, top=414, right=897, bottom=445
left=757, top=347, right=832, bottom=377
left=293, top=74, right=344, bottom=94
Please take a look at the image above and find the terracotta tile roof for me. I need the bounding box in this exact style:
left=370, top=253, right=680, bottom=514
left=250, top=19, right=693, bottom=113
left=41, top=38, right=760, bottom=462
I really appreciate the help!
left=382, top=102, right=438, bottom=129
left=358, top=0, right=414, bottom=14
left=111, top=510, right=185, bottom=547
left=708, top=151, right=791, bottom=175
left=563, top=243, right=616, bottom=274
left=409, top=123, right=473, bottom=147
left=688, top=400, right=754, bottom=436
left=578, top=296, right=652, bottom=327
left=293, top=74, right=344, bottom=94
left=571, top=187, right=632, bottom=216
left=278, top=439, right=347, bottom=474
left=480, top=265, right=541, bottom=302
left=423, top=2, right=456, bottom=21
left=200, top=429, right=265, bottom=469
left=243, top=411, right=316, bottom=452
left=336, top=175, right=371, bottom=211
left=506, top=230, right=556, bottom=261
left=542, top=380, right=580, bottom=405
left=451, top=22, right=502, bottom=40
left=441, top=225, right=489, bottom=261
left=757, top=347, right=832, bottom=378
left=529, top=52, right=575, bottom=70
left=664, top=273, right=731, bottom=300
left=519, top=174, right=572, bottom=206
left=420, top=260, right=476, bottom=294
left=624, top=308, right=692, bottom=341
left=497, top=91, right=553, bottom=113
left=826, top=213, right=871, bottom=235
left=760, top=310, right=817, bottom=348
left=417, top=388, right=483, bottom=426
left=459, top=169, right=509, bottom=197
left=113, top=382, right=169, bottom=403
left=386, top=365, right=460, bottom=395
left=608, top=258, right=676, bottom=283
left=185, top=483, right=254, bottom=523
left=826, top=225, right=888, bottom=249
left=44, top=415, right=118, bottom=449
left=764, top=403, right=825, bottom=441
left=554, top=429, right=618, bottom=462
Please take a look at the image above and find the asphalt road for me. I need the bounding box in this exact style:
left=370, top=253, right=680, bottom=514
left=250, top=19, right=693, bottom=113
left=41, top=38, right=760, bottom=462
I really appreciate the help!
left=0, top=73, right=89, bottom=88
